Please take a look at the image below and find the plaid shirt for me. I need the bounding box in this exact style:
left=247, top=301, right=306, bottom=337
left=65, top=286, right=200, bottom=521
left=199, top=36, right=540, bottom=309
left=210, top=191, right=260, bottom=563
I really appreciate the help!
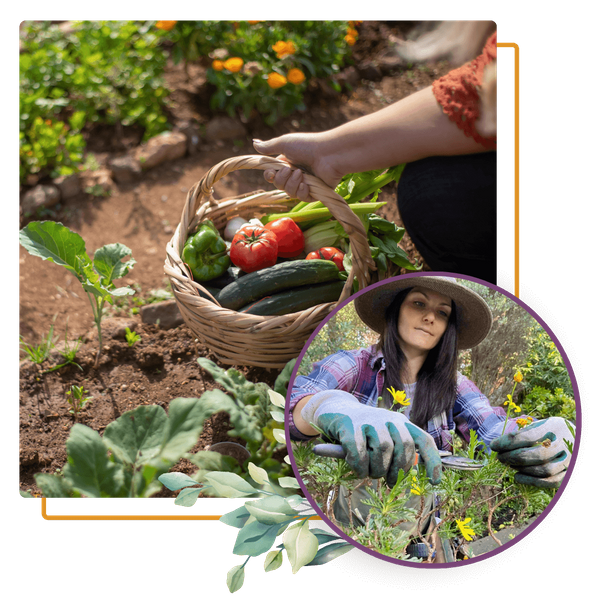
left=289, top=346, right=519, bottom=449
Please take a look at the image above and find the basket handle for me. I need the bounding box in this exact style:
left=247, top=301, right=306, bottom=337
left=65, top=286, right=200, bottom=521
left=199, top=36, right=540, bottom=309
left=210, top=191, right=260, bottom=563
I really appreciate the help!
left=190, top=154, right=376, bottom=290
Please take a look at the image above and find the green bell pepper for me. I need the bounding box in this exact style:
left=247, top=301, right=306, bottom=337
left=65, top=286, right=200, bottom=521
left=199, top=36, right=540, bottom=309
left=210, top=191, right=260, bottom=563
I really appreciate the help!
left=182, top=220, right=231, bottom=282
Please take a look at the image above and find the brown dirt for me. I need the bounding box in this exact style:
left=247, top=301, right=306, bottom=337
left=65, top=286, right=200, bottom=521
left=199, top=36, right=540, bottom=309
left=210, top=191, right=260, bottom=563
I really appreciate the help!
left=19, top=22, right=452, bottom=496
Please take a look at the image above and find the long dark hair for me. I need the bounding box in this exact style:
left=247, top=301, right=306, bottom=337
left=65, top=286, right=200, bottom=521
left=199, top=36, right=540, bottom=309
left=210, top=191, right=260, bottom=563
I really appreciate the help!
left=377, top=288, right=458, bottom=428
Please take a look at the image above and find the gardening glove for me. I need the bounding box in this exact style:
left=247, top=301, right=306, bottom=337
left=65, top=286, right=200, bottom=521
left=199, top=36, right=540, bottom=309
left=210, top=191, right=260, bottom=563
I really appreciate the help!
left=301, top=390, right=442, bottom=487
left=490, top=417, right=575, bottom=489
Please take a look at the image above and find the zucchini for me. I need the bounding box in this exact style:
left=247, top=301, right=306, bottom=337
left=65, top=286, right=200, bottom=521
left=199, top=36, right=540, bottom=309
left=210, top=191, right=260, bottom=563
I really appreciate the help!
left=216, top=259, right=343, bottom=311
left=239, top=280, right=346, bottom=316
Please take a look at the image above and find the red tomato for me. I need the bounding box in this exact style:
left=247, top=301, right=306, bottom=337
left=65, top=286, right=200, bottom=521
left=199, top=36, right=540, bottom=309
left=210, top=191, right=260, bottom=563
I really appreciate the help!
left=306, top=247, right=345, bottom=271
left=264, top=217, right=305, bottom=258
left=230, top=225, right=278, bottom=273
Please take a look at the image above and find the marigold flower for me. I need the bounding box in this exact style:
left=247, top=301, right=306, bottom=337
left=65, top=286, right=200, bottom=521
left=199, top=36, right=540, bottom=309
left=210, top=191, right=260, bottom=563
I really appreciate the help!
left=516, top=416, right=534, bottom=429
left=287, top=68, right=306, bottom=85
left=247, top=20, right=263, bottom=24
left=347, top=28, right=358, bottom=37
left=212, top=60, right=225, bottom=72
left=272, top=40, right=296, bottom=58
left=267, top=72, right=287, bottom=89
left=514, top=371, right=523, bottom=383
left=156, top=21, right=177, bottom=31
left=345, top=34, right=356, bottom=46
left=387, top=387, right=410, bottom=407
left=224, top=57, right=244, bottom=73
left=456, top=518, right=476, bottom=541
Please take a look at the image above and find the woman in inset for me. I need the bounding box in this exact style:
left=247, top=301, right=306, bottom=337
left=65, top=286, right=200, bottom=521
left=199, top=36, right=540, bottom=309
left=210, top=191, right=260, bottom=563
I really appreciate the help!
left=289, top=276, right=574, bottom=553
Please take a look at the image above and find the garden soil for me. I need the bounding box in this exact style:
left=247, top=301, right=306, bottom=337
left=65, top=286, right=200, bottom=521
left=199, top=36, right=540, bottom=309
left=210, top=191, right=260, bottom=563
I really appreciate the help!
left=18, top=22, right=453, bottom=496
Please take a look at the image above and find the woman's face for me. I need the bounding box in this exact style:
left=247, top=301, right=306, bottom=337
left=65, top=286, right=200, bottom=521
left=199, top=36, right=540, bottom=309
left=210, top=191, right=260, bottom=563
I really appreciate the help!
left=397, top=287, right=452, bottom=356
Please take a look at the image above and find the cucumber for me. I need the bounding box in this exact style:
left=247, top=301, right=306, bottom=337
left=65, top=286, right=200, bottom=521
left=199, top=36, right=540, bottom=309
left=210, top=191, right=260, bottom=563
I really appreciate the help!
left=239, top=280, right=346, bottom=316
left=216, top=259, right=343, bottom=311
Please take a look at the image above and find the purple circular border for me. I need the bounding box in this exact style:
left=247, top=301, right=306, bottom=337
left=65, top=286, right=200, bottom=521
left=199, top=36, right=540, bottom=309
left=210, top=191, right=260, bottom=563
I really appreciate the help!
left=284, top=271, right=582, bottom=569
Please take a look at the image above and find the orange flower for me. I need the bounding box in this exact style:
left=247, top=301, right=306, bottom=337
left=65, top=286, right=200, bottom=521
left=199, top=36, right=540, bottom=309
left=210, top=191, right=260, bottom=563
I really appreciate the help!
left=272, top=40, right=296, bottom=58
left=247, top=20, right=263, bottom=24
left=345, top=34, right=356, bottom=46
left=267, top=72, right=287, bottom=89
left=224, top=57, right=244, bottom=73
left=347, top=28, right=358, bottom=37
left=287, top=68, right=306, bottom=85
left=514, top=371, right=523, bottom=383
left=212, top=60, right=225, bottom=72
left=155, top=21, right=177, bottom=31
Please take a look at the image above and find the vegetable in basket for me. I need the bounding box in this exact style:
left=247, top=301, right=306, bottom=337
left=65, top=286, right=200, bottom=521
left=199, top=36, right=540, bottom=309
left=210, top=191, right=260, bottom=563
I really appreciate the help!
left=263, top=217, right=304, bottom=258
left=230, top=224, right=278, bottom=273
left=182, top=220, right=231, bottom=282
left=306, top=247, right=345, bottom=271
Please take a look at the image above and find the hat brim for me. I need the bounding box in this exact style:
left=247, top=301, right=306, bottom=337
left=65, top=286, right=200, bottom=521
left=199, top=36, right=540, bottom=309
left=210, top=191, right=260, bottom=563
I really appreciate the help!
left=353, top=275, right=492, bottom=350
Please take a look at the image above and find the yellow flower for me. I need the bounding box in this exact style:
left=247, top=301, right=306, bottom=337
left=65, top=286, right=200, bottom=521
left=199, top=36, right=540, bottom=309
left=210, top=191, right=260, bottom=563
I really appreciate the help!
left=514, top=372, right=523, bottom=383
left=347, top=28, right=358, bottom=37
left=516, top=416, right=534, bottom=429
left=224, top=57, right=244, bottom=73
left=410, top=476, right=423, bottom=496
left=287, top=68, right=306, bottom=85
left=387, top=386, right=410, bottom=406
left=272, top=40, right=296, bottom=58
left=267, top=72, right=287, bottom=89
left=456, top=518, right=476, bottom=542
left=212, top=60, right=224, bottom=72
left=345, top=34, right=357, bottom=46
left=514, top=405, right=521, bottom=413
left=155, top=21, right=177, bottom=31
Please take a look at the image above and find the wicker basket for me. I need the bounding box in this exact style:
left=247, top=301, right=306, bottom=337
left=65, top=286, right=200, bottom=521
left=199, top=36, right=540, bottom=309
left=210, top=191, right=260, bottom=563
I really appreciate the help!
left=164, top=154, right=377, bottom=369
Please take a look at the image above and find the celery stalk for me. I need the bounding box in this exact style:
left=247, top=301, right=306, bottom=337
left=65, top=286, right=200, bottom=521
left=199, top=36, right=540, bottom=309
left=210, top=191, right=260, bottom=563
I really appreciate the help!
left=261, top=201, right=387, bottom=225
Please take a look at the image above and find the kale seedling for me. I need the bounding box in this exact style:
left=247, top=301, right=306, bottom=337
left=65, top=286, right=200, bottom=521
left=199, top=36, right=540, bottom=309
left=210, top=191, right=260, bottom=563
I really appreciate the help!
left=19, top=221, right=136, bottom=368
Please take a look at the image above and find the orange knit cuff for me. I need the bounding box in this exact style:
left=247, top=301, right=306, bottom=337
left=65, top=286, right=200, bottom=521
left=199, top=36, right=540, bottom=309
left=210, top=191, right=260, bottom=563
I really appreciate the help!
left=432, top=32, right=497, bottom=150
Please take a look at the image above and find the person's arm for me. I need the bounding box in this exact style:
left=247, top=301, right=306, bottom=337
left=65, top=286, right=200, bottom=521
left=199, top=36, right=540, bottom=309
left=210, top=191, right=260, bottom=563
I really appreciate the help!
left=254, top=86, right=488, bottom=200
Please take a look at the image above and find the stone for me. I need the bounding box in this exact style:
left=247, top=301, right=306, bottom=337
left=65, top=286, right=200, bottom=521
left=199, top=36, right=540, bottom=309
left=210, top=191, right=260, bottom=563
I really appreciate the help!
left=136, top=131, right=187, bottom=170
left=108, top=155, right=142, bottom=183
left=21, top=184, right=61, bottom=215
left=141, top=300, right=184, bottom=330
left=54, top=173, right=82, bottom=199
left=205, top=116, right=246, bottom=142
left=357, top=61, right=382, bottom=81
left=83, top=168, right=113, bottom=194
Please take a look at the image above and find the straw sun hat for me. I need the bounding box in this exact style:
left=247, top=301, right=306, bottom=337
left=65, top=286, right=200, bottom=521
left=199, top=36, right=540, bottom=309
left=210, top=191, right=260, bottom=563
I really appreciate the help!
left=353, top=275, right=493, bottom=350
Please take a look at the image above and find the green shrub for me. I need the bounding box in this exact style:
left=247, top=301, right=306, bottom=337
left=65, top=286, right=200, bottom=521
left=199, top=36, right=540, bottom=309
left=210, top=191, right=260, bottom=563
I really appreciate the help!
left=20, top=20, right=170, bottom=184
left=520, top=386, right=576, bottom=422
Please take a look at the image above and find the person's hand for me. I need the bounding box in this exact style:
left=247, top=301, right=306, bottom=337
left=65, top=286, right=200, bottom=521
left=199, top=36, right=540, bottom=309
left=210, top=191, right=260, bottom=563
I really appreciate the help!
left=490, top=417, right=575, bottom=489
left=301, top=389, right=442, bottom=487
left=253, top=134, right=344, bottom=201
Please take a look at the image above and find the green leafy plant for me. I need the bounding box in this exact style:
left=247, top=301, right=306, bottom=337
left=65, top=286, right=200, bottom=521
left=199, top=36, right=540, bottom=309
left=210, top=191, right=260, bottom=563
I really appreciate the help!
left=125, top=327, right=141, bottom=347
left=159, top=466, right=354, bottom=593
left=19, top=20, right=170, bottom=184
left=35, top=397, right=213, bottom=498
left=20, top=322, right=57, bottom=365
left=19, top=220, right=136, bottom=368
left=65, top=385, right=92, bottom=421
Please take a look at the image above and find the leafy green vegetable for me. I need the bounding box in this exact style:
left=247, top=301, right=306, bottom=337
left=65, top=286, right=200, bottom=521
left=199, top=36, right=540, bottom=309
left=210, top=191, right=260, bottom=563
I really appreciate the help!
left=19, top=221, right=136, bottom=366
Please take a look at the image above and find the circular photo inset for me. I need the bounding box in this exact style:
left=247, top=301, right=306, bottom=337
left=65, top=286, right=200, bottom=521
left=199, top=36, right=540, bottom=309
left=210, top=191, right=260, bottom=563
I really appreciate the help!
left=286, top=273, right=580, bottom=566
